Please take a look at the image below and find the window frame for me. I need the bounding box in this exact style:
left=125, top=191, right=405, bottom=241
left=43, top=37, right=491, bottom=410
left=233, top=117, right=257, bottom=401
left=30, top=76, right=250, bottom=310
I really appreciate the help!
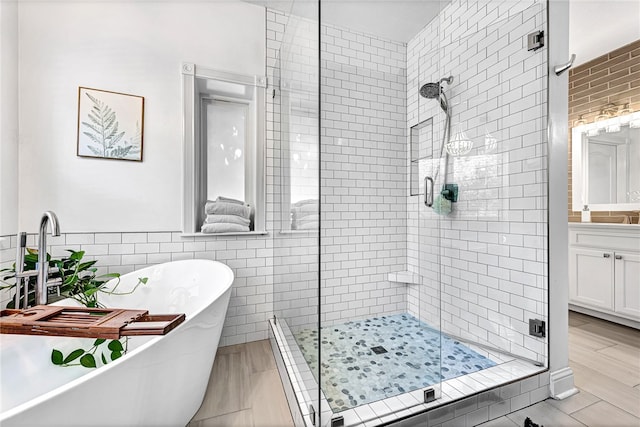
left=182, top=63, right=267, bottom=234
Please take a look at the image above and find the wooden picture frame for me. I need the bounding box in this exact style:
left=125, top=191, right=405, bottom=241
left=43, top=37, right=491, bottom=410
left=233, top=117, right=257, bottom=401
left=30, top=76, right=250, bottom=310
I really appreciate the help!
left=76, top=87, right=144, bottom=161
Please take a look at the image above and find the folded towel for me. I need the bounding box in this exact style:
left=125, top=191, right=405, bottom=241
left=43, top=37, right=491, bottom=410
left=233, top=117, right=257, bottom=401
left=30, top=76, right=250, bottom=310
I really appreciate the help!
left=292, top=198, right=318, bottom=207
left=204, top=214, right=251, bottom=226
left=294, top=214, right=319, bottom=224
left=201, top=223, right=250, bottom=233
left=205, top=200, right=251, bottom=219
left=291, top=205, right=318, bottom=220
left=295, top=221, right=318, bottom=230
left=216, top=196, right=246, bottom=205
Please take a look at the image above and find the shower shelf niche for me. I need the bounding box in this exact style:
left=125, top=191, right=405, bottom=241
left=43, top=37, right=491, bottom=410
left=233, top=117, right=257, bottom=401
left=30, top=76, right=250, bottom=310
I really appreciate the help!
left=387, top=271, right=420, bottom=285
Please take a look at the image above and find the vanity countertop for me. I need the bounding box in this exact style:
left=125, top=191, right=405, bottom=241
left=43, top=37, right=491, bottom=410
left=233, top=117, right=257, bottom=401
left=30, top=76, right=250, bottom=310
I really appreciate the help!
left=569, top=221, right=640, bottom=230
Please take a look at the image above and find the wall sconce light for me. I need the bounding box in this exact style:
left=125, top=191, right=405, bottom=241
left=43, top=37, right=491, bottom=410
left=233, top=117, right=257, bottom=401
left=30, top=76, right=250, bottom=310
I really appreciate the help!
left=574, top=102, right=637, bottom=134
left=573, top=115, right=586, bottom=127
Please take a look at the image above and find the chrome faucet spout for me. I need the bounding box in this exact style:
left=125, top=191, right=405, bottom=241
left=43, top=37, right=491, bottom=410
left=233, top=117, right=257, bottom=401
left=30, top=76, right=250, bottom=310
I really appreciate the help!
left=37, top=211, right=61, bottom=305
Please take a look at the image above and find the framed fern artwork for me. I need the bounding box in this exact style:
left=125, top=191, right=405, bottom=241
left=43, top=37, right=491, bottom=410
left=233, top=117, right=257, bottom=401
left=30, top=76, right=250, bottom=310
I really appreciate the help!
left=76, top=87, right=144, bottom=161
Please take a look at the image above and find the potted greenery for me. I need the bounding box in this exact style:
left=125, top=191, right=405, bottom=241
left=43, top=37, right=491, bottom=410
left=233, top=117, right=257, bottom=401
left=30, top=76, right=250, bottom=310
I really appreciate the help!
left=1, top=249, right=147, bottom=368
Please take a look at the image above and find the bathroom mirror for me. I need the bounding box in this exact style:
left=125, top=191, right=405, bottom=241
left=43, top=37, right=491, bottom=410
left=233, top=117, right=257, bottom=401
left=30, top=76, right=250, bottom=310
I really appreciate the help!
left=572, top=111, right=640, bottom=211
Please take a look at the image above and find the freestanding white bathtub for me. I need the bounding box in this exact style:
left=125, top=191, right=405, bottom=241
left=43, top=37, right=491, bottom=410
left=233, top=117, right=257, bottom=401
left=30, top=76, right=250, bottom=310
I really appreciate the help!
left=0, top=259, right=233, bottom=426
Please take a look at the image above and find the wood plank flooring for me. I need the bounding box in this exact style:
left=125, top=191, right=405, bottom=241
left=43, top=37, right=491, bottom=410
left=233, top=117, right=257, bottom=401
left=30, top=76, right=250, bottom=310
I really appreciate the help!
left=192, top=312, right=639, bottom=426
left=485, top=311, right=640, bottom=427
left=188, top=340, right=294, bottom=427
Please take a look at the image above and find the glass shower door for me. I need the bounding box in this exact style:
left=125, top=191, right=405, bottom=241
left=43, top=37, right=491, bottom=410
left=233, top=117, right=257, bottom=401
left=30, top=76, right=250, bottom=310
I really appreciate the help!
left=415, top=0, right=549, bottom=405
left=412, top=65, right=445, bottom=407
left=271, top=1, right=321, bottom=426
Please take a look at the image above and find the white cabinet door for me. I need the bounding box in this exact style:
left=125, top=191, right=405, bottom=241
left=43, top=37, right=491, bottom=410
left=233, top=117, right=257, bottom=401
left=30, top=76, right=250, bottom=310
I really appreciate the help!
left=569, top=247, right=615, bottom=310
left=614, top=251, right=640, bottom=320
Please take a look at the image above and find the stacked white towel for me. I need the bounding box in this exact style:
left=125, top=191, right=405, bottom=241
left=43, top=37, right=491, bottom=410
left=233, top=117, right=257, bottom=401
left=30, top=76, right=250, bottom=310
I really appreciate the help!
left=290, top=199, right=319, bottom=230
left=201, top=196, right=252, bottom=233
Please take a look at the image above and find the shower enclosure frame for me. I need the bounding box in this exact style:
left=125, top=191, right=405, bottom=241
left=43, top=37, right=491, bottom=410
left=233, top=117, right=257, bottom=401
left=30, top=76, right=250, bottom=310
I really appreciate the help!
left=270, top=0, right=577, bottom=425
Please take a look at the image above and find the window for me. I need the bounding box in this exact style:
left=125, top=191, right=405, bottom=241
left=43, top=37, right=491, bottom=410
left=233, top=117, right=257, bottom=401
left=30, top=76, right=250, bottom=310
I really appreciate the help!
left=182, top=64, right=266, bottom=233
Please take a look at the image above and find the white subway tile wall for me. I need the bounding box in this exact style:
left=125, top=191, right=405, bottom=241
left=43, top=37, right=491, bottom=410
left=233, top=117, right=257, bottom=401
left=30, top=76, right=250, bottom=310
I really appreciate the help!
left=0, top=231, right=275, bottom=346
left=406, top=0, right=548, bottom=364
left=320, top=21, right=408, bottom=326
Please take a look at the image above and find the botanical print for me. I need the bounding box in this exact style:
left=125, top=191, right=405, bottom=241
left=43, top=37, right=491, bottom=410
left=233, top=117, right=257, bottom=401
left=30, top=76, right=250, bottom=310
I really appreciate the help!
left=77, top=87, right=144, bottom=161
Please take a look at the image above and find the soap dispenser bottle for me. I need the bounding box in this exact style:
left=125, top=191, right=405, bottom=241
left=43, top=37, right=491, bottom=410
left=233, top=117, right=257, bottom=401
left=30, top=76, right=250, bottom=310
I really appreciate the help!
left=581, top=205, right=591, bottom=222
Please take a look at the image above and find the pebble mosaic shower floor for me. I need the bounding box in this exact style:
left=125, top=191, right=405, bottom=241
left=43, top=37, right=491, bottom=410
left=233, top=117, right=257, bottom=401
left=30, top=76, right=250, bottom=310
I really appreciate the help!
left=294, top=313, right=497, bottom=412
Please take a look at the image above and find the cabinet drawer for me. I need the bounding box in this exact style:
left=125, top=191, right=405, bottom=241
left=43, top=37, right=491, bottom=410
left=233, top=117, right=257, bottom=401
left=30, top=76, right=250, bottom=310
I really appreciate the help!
left=570, top=230, right=640, bottom=251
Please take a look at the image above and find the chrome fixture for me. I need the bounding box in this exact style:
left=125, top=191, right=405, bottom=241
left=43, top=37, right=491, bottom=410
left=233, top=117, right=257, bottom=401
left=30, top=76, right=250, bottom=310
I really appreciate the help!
left=37, top=211, right=62, bottom=305
left=14, top=232, right=28, bottom=309
left=14, top=211, right=62, bottom=308
left=419, top=76, right=453, bottom=113
left=419, top=76, right=460, bottom=213
left=554, top=53, right=576, bottom=75
left=424, top=176, right=434, bottom=207
left=419, top=76, right=453, bottom=175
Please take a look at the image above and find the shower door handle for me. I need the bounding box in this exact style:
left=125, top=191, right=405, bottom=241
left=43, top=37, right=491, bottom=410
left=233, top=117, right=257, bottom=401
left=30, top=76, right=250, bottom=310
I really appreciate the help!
left=554, top=53, right=576, bottom=76
left=424, top=177, right=434, bottom=207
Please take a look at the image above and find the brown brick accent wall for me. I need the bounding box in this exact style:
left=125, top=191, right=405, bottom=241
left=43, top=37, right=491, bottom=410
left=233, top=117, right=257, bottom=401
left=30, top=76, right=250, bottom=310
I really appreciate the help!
left=568, top=39, right=640, bottom=224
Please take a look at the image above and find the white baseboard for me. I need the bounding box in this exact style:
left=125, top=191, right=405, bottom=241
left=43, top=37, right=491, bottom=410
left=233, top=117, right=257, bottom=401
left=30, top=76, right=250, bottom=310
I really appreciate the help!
left=549, top=367, right=579, bottom=400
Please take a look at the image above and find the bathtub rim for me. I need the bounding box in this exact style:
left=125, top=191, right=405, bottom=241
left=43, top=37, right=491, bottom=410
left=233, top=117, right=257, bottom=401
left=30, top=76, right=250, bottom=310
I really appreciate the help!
left=0, top=258, right=234, bottom=421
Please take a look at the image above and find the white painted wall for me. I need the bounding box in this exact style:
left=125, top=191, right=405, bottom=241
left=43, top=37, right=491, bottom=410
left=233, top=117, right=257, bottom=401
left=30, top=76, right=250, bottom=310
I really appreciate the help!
left=18, top=1, right=265, bottom=233
left=570, top=0, right=640, bottom=65
left=0, top=0, right=19, bottom=236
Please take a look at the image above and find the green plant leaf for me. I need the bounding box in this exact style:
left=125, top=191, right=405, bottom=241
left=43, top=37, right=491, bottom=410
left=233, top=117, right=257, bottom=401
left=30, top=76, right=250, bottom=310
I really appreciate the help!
left=63, top=349, right=85, bottom=364
left=69, top=251, right=85, bottom=261
left=78, top=261, right=97, bottom=271
left=94, top=338, right=106, bottom=346
left=139, top=277, right=148, bottom=284
left=108, top=340, right=124, bottom=352
left=101, top=353, right=108, bottom=365
left=84, top=288, right=99, bottom=296
left=51, top=349, right=63, bottom=365
left=80, top=354, right=96, bottom=368
left=110, top=351, right=122, bottom=361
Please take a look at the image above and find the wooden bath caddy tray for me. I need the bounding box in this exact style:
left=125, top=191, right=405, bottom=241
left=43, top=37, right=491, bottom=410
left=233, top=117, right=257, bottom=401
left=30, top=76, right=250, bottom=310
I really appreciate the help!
left=0, top=305, right=185, bottom=339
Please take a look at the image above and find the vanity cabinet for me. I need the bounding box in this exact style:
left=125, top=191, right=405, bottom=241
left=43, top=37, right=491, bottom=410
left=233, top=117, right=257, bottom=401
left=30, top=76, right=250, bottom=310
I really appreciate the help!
left=569, top=223, right=640, bottom=326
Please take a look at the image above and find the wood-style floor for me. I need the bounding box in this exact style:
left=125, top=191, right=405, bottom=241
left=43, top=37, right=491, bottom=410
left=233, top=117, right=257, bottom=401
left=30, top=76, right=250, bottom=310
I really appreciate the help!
left=188, top=340, right=294, bottom=427
left=481, top=311, right=640, bottom=427
left=190, top=311, right=639, bottom=426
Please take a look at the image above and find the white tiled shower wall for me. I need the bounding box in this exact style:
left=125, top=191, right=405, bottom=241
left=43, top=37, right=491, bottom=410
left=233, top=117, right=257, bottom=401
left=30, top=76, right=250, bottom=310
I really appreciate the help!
left=319, top=22, right=408, bottom=325
left=406, top=0, right=549, bottom=363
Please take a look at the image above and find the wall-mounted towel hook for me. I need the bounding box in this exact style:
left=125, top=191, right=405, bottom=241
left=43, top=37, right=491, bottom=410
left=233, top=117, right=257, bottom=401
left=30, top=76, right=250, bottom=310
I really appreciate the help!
left=554, top=54, right=576, bottom=76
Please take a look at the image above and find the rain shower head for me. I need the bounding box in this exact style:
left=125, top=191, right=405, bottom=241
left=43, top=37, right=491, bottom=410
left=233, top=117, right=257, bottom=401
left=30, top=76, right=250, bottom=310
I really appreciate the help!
left=419, top=82, right=441, bottom=99
left=419, top=76, right=454, bottom=112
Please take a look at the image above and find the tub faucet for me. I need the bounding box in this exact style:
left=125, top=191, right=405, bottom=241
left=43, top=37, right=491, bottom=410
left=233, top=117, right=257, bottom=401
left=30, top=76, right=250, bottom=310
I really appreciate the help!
left=36, top=211, right=62, bottom=305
